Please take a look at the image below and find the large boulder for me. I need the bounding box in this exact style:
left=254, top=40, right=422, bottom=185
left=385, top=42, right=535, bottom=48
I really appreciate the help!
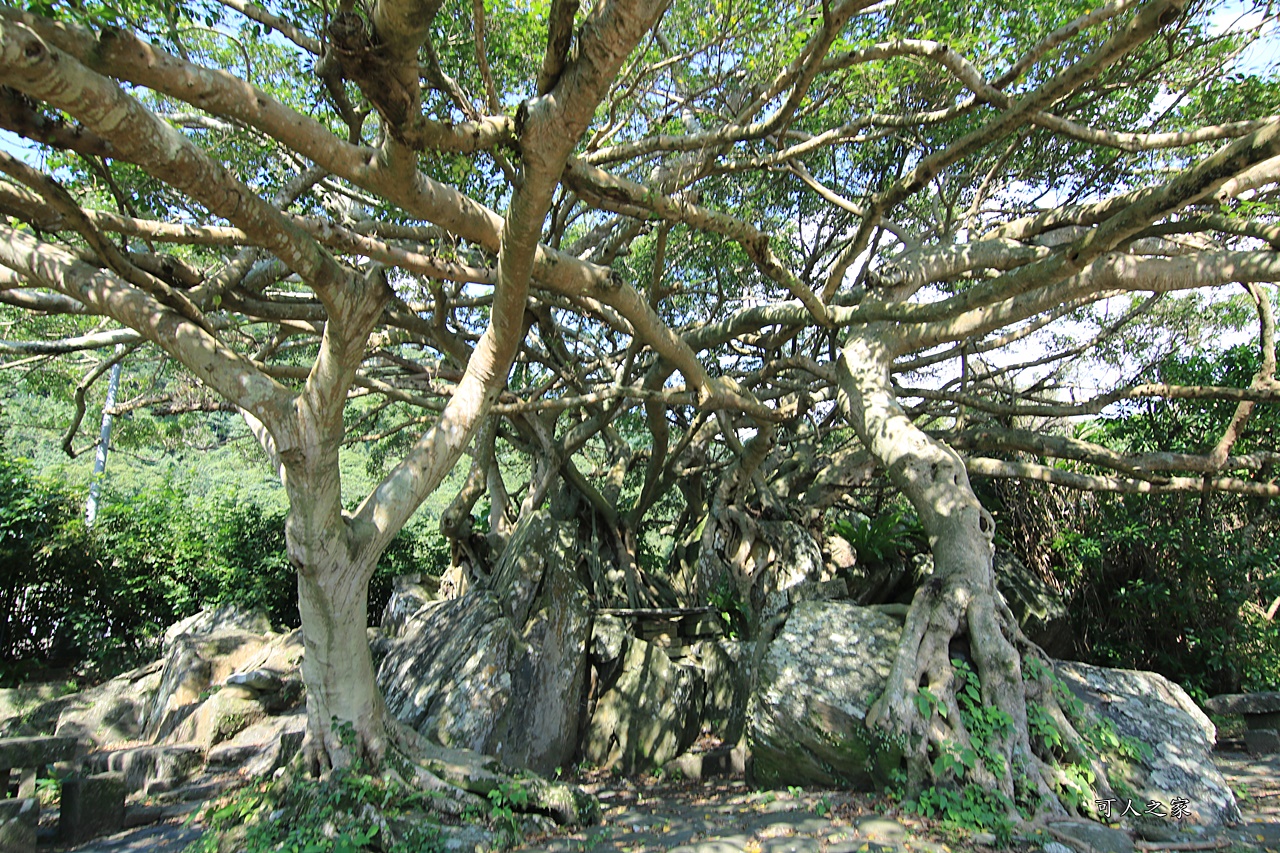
left=380, top=575, right=436, bottom=640
left=52, top=662, right=164, bottom=746
left=381, top=593, right=522, bottom=753
left=583, top=636, right=703, bottom=772
left=747, top=600, right=902, bottom=788
left=378, top=512, right=591, bottom=776
left=0, top=662, right=160, bottom=743
left=1055, top=661, right=1241, bottom=826
left=994, top=551, right=1070, bottom=656
left=685, top=639, right=752, bottom=745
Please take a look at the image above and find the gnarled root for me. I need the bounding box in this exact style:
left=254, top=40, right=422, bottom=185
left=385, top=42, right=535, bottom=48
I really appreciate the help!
left=868, top=572, right=1113, bottom=822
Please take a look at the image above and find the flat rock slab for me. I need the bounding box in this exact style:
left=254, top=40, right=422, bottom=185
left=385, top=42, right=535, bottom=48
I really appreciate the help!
left=1050, top=819, right=1134, bottom=853
left=1214, top=751, right=1280, bottom=850
left=0, top=735, right=77, bottom=767
left=1244, top=728, right=1280, bottom=754
left=64, top=822, right=204, bottom=852
left=1204, top=692, right=1280, bottom=716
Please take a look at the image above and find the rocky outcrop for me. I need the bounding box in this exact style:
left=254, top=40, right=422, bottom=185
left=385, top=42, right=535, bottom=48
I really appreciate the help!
left=48, top=662, right=163, bottom=745
left=145, top=625, right=300, bottom=744
left=161, top=605, right=271, bottom=651
left=205, top=710, right=306, bottom=778
left=378, top=512, right=591, bottom=776
left=686, top=639, right=751, bottom=746
left=994, top=550, right=1070, bottom=656
left=380, top=575, right=436, bottom=639
left=380, top=594, right=519, bottom=752
left=583, top=636, right=702, bottom=772
left=746, top=600, right=902, bottom=788
left=1, top=604, right=308, bottom=816
left=1056, top=661, right=1241, bottom=826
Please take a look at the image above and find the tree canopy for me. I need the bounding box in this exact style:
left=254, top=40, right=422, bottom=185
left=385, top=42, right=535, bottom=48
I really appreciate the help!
left=1, top=0, right=1278, bottom=822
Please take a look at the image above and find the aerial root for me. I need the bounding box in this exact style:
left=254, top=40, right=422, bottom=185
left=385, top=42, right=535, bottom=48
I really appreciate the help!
left=868, top=573, right=1117, bottom=823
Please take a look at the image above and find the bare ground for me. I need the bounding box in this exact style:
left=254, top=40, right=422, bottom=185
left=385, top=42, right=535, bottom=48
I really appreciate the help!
left=51, top=752, right=1280, bottom=853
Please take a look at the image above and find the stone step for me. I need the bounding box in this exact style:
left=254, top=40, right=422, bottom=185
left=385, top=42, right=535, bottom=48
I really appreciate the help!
left=61, top=771, right=127, bottom=846
left=85, top=743, right=205, bottom=796
left=123, top=799, right=203, bottom=829
left=150, top=775, right=241, bottom=804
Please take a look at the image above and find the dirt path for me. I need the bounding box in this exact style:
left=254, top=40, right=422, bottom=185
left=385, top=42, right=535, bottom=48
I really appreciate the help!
left=513, top=781, right=951, bottom=853
left=1215, top=751, right=1280, bottom=852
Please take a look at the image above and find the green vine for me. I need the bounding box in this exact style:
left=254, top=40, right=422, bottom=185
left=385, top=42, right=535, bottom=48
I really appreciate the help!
left=1023, top=656, right=1152, bottom=817
left=899, top=659, right=1020, bottom=844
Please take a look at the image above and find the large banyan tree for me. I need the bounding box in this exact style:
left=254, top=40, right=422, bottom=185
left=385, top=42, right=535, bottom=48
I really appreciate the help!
left=1, top=0, right=1279, bottom=818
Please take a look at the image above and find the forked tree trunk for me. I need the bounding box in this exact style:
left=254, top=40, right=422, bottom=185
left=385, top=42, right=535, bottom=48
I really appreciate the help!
left=836, top=325, right=1077, bottom=815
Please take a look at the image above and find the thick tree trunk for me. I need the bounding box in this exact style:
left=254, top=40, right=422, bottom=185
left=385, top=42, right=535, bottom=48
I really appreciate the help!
left=296, top=553, right=390, bottom=771
left=835, top=325, right=1098, bottom=817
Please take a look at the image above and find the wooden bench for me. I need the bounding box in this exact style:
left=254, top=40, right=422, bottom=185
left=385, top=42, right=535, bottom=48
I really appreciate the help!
left=1205, top=692, right=1280, bottom=753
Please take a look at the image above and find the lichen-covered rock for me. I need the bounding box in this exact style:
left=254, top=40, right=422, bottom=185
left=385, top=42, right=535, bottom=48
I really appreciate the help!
left=589, top=615, right=628, bottom=664
left=378, top=512, right=590, bottom=775
left=747, top=601, right=901, bottom=788
left=488, top=518, right=591, bottom=774
left=146, top=636, right=214, bottom=740
left=583, top=637, right=702, bottom=772
left=0, top=684, right=85, bottom=737
left=1205, top=691, right=1280, bottom=715
left=174, top=685, right=266, bottom=749
left=206, top=710, right=307, bottom=778
left=380, top=575, right=436, bottom=639
left=52, top=662, right=163, bottom=745
left=1055, top=661, right=1241, bottom=826
left=380, top=593, right=521, bottom=754
left=145, top=630, right=279, bottom=741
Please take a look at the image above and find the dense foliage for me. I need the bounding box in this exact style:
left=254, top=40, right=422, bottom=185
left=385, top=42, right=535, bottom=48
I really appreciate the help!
left=0, top=440, right=98, bottom=681
left=1060, top=491, right=1280, bottom=697
left=0, top=452, right=448, bottom=685
left=1055, top=346, right=1280, bottom=697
